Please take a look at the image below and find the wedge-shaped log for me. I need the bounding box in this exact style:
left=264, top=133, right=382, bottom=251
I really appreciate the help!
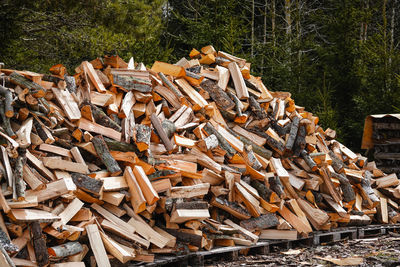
left=71, top=173, right=103, bottom=196
left=228, top=62, right=248, bottom=99
left=10, top=209, right=60, bottom=223
left=240, top=214, right=279, bottom=231
left=52, top=198, right=84, bottom=229
left=134, top=124, right=151, bottom=152
left=297, top=198, right=330, bottom=230
left=52, top=87, right=81, bottom=121
left=43, top=157, right=88, bottom=174
left=200, top=79, right=234, bottom=110
left=151, top=61, right=185, bottom=77
left=100, top=232, right=135, bottom=264
left=124, top=166, right=146, bottom=214
left=260, top=229, right=297, bottom=240
left=132, top=165, right=159, bottom=205
left=170, top=209, right=210, bottom=224
left=170, top=183, right=210, bottom=199
left=81, top=61, right=106, bottom=93
left=86, top=224, right=111, bottom=267
left=92, top=135, right=122, bottom=176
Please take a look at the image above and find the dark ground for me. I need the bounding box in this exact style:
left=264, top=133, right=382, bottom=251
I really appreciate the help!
left=206, top=232, right=400, bottom=267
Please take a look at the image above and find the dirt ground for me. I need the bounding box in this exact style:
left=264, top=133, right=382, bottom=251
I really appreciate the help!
left=206, top=232, right=400, bottom=266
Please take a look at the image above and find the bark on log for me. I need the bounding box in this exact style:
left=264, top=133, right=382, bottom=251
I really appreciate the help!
left=14, top=148, right=26, bottom=200
left=104, top=137, right=137, bottom=152
left=175, top=201, right=209, bottom=210
left=203, top=122, right=236, bottom=158
left=301, top=150, right=317, bottom=172
left=158, top=73, right=184, bottom=99
left=264, top=133, right=285, bottom=155
left=33, top=119, right=50, bottom=143
left=151, top=114, right=174, bottom=152
left=200, top=79, right=234, bottom=110
left=328, top=151, right=345, bottom=173
left=92, top=135, right=122, bottom=176
left=293, top=125, right=306, bottom=156
left=250, top=179, right=274, bottom=202
left=285, top=116, right=300, bottom=152
left=249, top=96, right=267, bottom=120
left=245, top=146, right=262, bottom=170
left=164, top=229, right=203, bottom=248
left=161, top=120, right=176, bottom=139
left=228, top=129, right=272, bottom=159
left=134, top=124, right=151, bottom=152
left=48, top=242, right=83, bottom=257
left=31, top=222, right=49, bottom=267
left=71, top=172, right=104, bottom=195
left=0, top=100, right=15, bottom=138
left=9, top=72, right=45, bottom=97
left=0, top=228, right=17, bottom=253
left=211, top=197, right=251, bottom=220
left=331, top=172, right=355, bottom=203
left=227, top=91, right=243, bottom=117
left=269, top=176, right=286, bottom=199
left=240, top=213, right=279, bottom=230
left=362, top=171, right=380, bottom=204
left=90, top=104, right=121, bottom=132
left=0, top=86, right=14, bottom=118
left=65, top=75, right=77, bottom=94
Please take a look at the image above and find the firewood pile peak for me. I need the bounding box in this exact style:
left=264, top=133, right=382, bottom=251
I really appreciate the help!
left=0, top=45, right=398, bottom=266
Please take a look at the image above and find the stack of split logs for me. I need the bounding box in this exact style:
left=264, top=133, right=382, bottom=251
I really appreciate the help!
left=0, top=45, right=398, bottom=266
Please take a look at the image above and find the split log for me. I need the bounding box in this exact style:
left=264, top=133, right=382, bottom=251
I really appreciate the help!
left=328, top=151, right=345, bottom=173
left=203, top=122, right=236, bottom=158
left=71, top=173, right=103, bottom=196
left=360, top=171, right=380, bottom=207
left=300, top=150, right=317, bottom=172
left=48, top=242, right=83, bottom=257
left=134, top=124, right=151, bottom=152
left=293, top=125, right=306, bottom=156
left=285, top=116, right=300, bottom=152
left=150, top=114, right=174, bottom=152
left=331, top=172, right=355, bottom=203
left=228, top=62, right=248, bottom=99
left=85, top=224, right=111, bottom=267
left=31, top=222, right=49, bottom=267
left=91, top=104, right=121, bottom=132
left=9, top=72, right=45, bottom=97
left=269, top=176, right=286, bottom=199
left=200, top=79, right=234, bottom=110
left=240, top=214, right=279, bottom=231
left=124, top=166, right=146, bottom=214
left=0, top=86, right=14, bottom=118
left=248, top=96, right=267, bottom=120
left=14, top=148, right=26, bottom=200
left=164, top=229, right=203, bottom=248
left=92, top=135, right=122, bottom=176
left=229, top=129, right=272, bottom=159
left=210, top=197, right=251, bottom=220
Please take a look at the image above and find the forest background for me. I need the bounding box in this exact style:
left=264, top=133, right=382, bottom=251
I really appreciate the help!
left=1, top=0, right=400, bottom=152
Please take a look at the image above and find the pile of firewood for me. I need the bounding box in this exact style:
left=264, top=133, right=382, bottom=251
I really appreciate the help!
left=0, top=45, right=398, bottom=266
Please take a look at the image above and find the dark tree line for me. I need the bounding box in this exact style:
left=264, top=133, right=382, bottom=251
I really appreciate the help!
left=1, top=0, right=400, bottom=151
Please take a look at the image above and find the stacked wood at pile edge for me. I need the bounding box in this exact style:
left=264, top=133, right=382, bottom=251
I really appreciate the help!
left=0, top=45, right=396, bottom=266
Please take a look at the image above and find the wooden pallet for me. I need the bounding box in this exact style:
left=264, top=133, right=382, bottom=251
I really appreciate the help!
left=130, top=224, right=400, bottom=267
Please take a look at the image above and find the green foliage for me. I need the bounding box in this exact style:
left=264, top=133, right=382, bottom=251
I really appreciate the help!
left=0, top=0, right=169, bottom=73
